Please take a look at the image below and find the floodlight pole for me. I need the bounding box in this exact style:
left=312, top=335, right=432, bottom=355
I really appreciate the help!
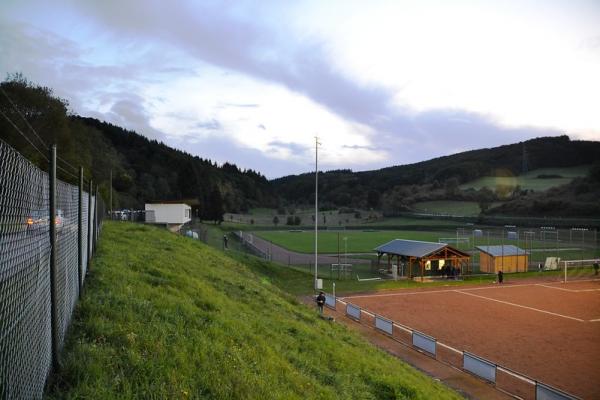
left=109, top=169, right=113, bottom=219
left=314, top=137, right=320, bottom=290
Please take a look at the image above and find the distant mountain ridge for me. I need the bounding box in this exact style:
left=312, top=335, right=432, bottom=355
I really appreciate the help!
left=271, top=136, right=600, bottom=217
left=2, top=75, right=598, bottom=218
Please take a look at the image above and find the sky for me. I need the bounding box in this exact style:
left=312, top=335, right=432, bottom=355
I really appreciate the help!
left=1, top=0, right=599, bottom=178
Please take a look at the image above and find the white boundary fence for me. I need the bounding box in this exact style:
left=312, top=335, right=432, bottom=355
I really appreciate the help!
left=412, top=331, right=436, bottom=356
left=324, top=294, right=336, bottom=309
left=464, top=352, right=496, bottom=383
left=328, top=293, right=581, bottom=400
left=374, top=315, right=393, bottom=335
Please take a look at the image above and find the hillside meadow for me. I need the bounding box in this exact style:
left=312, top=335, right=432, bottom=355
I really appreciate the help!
left=45, top=222, right=461, bottom=400
left=459, top=165, right=590, bottom=192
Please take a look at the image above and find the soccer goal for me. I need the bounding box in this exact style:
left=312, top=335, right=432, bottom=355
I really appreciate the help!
left=438, top=237, right=470, bottom=246
left=560, top=259, right=599, bottom=282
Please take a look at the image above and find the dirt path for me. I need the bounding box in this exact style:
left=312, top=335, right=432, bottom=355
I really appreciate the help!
left=240, top=232, right=368, bottom=266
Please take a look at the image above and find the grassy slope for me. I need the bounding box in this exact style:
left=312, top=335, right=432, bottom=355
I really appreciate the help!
left=46, top=222, right=461, bottom=400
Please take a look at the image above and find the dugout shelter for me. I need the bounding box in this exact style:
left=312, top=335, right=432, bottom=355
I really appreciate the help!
left=374, top=239, right=471, bottom=281
left=477, top=245, right=528, bottom=273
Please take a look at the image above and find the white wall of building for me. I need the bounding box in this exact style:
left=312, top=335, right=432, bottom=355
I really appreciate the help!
left=145, top=203, right=191, bottom=224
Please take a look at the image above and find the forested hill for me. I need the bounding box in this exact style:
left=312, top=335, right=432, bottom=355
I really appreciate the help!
left=0, top=75, right=275, bottom=214
left=76, top=117, right=275, bottom=212
left=271, top=136, right=600, bottom=216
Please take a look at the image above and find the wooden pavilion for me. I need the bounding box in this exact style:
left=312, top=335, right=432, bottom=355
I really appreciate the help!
left=374, top=239, right=471, bottom=281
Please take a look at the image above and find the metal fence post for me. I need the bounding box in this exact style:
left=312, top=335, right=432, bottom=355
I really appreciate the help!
left=94, top=185, right=98, bottom=252
left=49, top=144, right=60, bottom=370
left=87, top=179, right=93, bottom=269
left=78, top=167, right=83, bottom=295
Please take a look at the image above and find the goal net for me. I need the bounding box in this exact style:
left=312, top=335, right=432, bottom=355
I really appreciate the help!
left=438, top=237, right=470, bottom=245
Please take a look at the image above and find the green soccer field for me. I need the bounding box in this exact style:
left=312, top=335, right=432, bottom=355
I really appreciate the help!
left=254, top=230, right=470, bottom=253
left=253, top=229, right=600, bottom=260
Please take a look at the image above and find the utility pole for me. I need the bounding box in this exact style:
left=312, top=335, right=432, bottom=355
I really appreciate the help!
left=109, top=169, right=113, bottom=219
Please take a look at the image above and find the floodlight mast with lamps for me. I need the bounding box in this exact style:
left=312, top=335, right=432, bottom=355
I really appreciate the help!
left=314, top=136, right=321, bottom=290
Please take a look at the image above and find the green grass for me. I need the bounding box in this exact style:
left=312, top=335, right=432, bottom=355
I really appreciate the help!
left=255, top=228, right=598, bottom=255
left=360, top=217, right=461, bottom=227
left=248, top=207, right=277, bottom=216
left=460, top=165, right=590, bottom=191
left=46, top=222, right=461, bottom=399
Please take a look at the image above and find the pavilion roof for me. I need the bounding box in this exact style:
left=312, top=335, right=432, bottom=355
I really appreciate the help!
left=374, top=239, right=448, bottom=258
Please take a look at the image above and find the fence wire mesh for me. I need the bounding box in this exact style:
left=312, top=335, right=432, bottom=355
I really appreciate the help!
left=0, top=139, right=102, bottom=399
left=55, top=180, right=80, bottom=348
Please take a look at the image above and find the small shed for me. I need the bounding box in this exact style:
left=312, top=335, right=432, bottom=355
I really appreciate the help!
left=477, top=245, right=528, bottom=273
left=375, top=239, right=471, bottom=281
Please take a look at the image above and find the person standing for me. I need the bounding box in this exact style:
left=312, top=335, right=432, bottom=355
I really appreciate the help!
left=223, top=235, right=228, bottom=249
left=498, top=270, right=504, bottom=284
left=316, top=291, right=326, bottom=316
left=594, top=260, right=599, bottom=275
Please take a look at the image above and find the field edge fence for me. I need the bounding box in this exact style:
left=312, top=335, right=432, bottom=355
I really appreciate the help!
left=0, top=139, right=105, bottom=399
left=330, top=294, right=581, bottom=400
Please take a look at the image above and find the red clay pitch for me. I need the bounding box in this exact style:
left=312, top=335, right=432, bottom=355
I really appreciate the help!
left=342, top=279, right=600, bottom=399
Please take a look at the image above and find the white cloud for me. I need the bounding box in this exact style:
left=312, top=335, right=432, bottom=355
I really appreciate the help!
left=144, top=69, right=388, bottom=167
left=1, top=0, right=597, bottom=179
left=295, top=0, right=600, bottom=139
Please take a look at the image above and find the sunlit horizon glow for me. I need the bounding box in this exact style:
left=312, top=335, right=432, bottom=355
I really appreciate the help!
left=1, top=0, right=598, bottom=178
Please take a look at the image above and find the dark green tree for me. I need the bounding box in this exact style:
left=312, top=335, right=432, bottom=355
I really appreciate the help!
left=477, top=187, right=494, bottom=214
left=367, top=189, right=380, bottom=208
left=207, top=187, right=224, bottom=224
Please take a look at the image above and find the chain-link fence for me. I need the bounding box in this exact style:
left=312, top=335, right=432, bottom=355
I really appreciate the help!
left=0, top=139, right=103, bottom=399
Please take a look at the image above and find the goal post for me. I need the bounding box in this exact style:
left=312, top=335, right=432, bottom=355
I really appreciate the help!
left=561, top=259, right=599, bottom=282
